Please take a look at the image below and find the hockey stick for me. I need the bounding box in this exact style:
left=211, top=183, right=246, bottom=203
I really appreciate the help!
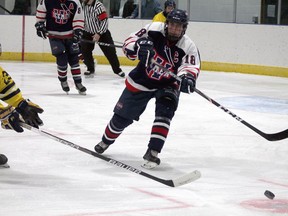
left=0, top=5, right=12, bottom=14
left=81, top=39, right=123, bottom=48
left=152, top=60, right=288, bottom=141
left=20, top=123, right=201, bottom=187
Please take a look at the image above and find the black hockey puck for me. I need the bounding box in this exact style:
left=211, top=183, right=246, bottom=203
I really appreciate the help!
left=0, top=154, right=8, bottom=165
left=264, top=190, right=275, bottom=200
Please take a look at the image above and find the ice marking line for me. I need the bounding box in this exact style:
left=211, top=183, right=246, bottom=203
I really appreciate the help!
left=130, top=187, right=193, bottom=207
left=241, top=199, right=288, bottom=214
left=258, top=179, right=288, bottom=188
left=62, top=188, right=192, bottom=216
left=63, top=205, right=191, bottom=216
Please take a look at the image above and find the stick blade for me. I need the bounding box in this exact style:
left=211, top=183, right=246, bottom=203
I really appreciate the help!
left=172, top=170, right=201, bottom=187
left=265, top=129, right=288, bottom=141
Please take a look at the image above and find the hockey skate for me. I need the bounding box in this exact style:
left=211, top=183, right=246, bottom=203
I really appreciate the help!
left=115, top=71, right=125, bottom=78
left=94, top=141, right=109, bottom=154
left=141, top=149, right=161, bottom=169
left=75, top=83, right=87, bottom=95
left=84, top=70, right=95, bottom=78
left=61, top=81, right=70, bottom=94
left=0, top=154, right=9, bottom=168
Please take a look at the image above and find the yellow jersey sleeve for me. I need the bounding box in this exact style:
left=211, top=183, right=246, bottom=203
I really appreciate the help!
left=0, top=66, right=24, bottom=108
left=152, top=12, right=166, bottom=23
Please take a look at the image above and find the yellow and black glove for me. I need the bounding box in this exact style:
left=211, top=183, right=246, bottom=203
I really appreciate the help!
left=0, top=105, right=24, bottom=132
left=16, top=99, right=44, bottom=128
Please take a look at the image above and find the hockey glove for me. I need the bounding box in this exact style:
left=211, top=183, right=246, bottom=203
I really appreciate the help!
left=16, top=99, right=44, bottom=128
left=72, top=29, right=83, bottom=44
left=0, top=105, right=24, bottom=133
left=179, top=74, right=196, bottom=94
left=134, top=37, right=155, bottom=67
left=35, top=22, right=48, bottom=39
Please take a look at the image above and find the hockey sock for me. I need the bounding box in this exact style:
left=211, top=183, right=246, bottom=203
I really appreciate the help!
left=148, top=116, right=171, bottom=153
left=102, top=114, right=132, bottom=145
left=57, top=65, right=68, bottom=82
left=70, top=63, right=82, bottom=83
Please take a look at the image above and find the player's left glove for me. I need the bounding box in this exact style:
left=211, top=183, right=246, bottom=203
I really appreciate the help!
left=134, top=37, right=155, bottom=67
left=179, top=74, right=196, bottom=94
left=0, top=105, right=24, bottom=133
left=35, top=22, right=48, bottom=39
left=16, top=99, right=44, bottom=128
left=72, top=29, right=83, bottom=44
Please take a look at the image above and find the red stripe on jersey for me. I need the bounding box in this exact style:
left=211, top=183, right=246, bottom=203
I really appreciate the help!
left=36, top=10, right=46, bottom=14
left=48, top=33, right=73, bottom=39
left=73, top=20, right=84, bottom=24
left=124, top=38, right=136, bottom=46
left=180, top=66, right=200, bottom=78
left=98, top=12, right=108, bottom=21
left=36, top=17, right=46, bottom=20
left=125, top=79, right=141, bottom=93
left=105, top=127, right=119, bottom=139
left=73, top=25, right=84, bottom=30
left=152, top=127, right=169, bottom=137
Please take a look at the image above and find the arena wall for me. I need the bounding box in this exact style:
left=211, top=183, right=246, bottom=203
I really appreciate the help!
left=0, top=15, right=287, bottom=77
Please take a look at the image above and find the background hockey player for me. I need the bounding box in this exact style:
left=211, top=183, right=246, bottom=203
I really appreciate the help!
left=94, top=9, right=201, bottom=169
left=35, top=0, right=87, bottom=95
left=152, top=0, right=176, bottom=22
left=0, top=45, right=44, bottom=166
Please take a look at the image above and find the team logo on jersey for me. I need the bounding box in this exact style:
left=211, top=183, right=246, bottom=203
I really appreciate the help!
left=146, top=56, right=174, bottom=80
left=52, top=8, right=70, bottom=24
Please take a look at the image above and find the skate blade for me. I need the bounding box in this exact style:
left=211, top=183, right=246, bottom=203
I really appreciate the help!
left=78, top=91, right=86, bottom=95
left=141, top=160, right=158, bottom=169
left=85, top=74, right=95, bottom=78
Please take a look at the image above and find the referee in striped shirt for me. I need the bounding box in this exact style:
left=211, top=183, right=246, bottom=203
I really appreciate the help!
left=81, top=0, right=125, bottom=78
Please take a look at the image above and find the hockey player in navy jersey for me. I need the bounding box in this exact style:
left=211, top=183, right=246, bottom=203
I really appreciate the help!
left=35, top=0, right=87, bottom=95
left=94, top=9, right=201, bottom=169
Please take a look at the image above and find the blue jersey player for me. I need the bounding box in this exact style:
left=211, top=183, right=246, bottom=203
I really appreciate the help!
left=95, top=9, right=201, bottom=169
left=35, top=0, right=86, bottom=95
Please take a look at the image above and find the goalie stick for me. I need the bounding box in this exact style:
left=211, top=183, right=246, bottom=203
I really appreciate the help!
left=20, top=123, right=201, bottom=187
left=81, top=39, right=123, bottom=48
left=152, top=60, right=288, bottom=141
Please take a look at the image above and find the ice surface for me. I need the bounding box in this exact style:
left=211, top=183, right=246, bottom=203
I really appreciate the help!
left=0, top=61, right=287, bottom=216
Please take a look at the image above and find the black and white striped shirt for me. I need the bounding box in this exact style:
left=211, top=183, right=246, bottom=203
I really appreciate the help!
left=82, top=0, right=108, bottom=35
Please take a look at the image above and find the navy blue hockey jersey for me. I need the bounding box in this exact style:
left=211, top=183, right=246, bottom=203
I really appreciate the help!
left=123, top=22, right=201, bottom=92
left=36, top=0, right=84, bottom=38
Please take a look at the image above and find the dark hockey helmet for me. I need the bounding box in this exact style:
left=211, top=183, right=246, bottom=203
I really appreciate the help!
left=165, top=9, right=189, bottom=41
left=164, top=0, right=176, bottom=9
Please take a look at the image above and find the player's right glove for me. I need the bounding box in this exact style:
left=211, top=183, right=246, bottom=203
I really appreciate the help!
left=35, top=22, right=48, bottom=39
left=72, top=29, right=83, bottom=44
left=179, top=74, right=196, bottom=94
left=16, top=99, right=44, bottom=128
left=134, top=37, right=155, bottom=67
left=0, top=105, right=24, bottom=133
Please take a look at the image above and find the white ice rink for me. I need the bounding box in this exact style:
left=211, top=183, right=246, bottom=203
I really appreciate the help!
left=0, top=61, right=288, bottom=216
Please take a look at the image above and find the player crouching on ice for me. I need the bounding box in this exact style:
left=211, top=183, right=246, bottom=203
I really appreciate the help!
left=0, top=54, right=44, bottom=167
left=94, top=9, right=201, bottom=169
